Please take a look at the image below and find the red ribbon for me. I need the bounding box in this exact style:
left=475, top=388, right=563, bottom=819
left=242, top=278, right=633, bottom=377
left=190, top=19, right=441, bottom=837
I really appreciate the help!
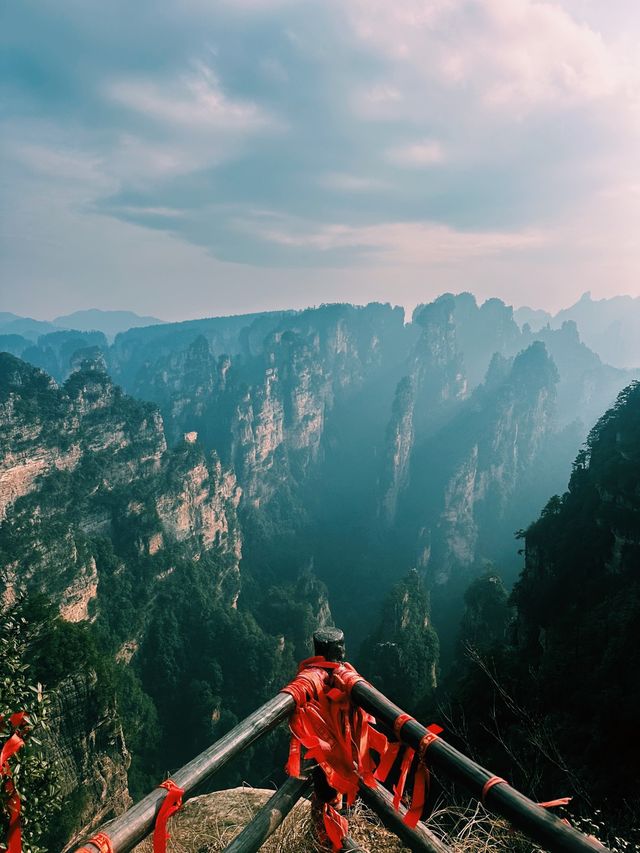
left=153, top=779, right=185, bottom=853
left=481, top=775, right=507, bottom=803
left=404, top=724, right=443, bottom=828
left=281, top=657, right=391, bottom=849
left=0, top=712, right=29, bottom=853
left=393, top=713, right=412, bottom=738
left=76, top=832, right=114, bottom=853
left=481, top=776, right=572, bottom=813
left=390, top=723, right=443, bottom=828
left=282, top=659, right=446, bottom=841
left=321, top=802, right=349, bottom=849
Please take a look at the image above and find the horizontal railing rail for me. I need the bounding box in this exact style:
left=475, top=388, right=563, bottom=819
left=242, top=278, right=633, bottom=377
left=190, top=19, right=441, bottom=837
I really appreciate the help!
left=71, top=627, right=610, bottom=853
left=73, top=693, right=294, bottom=853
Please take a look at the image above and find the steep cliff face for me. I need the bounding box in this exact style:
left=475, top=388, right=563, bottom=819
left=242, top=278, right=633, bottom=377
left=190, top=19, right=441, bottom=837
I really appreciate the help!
left=511, top=380, right=640, bottom=799
left=0, top=354, right=275, bottom=844
left=47, top=671, right=131, bottom=851
left=411, top=295, right=467, bottom=415
left=0, top=354, right=241, bottom=617
left=362, top=570, right=439, bottom=711
left=380, top=376, right=415, bottom=524
left=413, top=292, right=521, bottom=389
left=17, top=330, right=109, bottom=383
left=395, top=342, right=559, bottom=586
left=380, top=297, right=467, bottom=526
left=119, top=304, right=409, bottom=513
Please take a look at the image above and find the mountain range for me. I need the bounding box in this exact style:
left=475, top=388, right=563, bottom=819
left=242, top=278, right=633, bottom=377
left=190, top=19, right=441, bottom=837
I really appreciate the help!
left=0, top=309, right=163, bottom=344
left=514, top=291, right=640, bottom=369
left=1, top=292, right=639, bottom=849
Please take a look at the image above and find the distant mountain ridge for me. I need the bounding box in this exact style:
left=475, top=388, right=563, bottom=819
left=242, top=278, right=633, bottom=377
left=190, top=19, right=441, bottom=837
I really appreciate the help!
left=0, top=309, right=164, bottom=344
left=53, top=309, right=164, bottom=340
left=514, top=292, right=640, bottom=369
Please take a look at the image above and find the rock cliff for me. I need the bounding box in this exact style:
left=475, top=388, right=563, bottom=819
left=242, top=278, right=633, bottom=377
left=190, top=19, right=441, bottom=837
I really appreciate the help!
left=49, top=671, right=131, bottom=852
left=0, top=354, right=241, bottom=615
left=506, top=380, right=640, bottom=802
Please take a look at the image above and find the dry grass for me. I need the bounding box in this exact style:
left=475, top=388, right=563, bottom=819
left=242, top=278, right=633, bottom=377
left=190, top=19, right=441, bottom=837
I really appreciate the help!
left=132, top=786, right=406, bottom=853
left=133, top=787, right=613, bottom=852
left=430, top=801, right=541, bottom=852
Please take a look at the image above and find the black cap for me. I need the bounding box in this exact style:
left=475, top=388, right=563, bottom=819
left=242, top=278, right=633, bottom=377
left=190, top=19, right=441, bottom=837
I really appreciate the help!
left=313, top=627, right=345, bottom=662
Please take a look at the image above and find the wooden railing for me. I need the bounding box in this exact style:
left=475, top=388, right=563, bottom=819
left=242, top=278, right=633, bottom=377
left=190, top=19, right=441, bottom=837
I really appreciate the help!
left=72, top=628, right=609, bottom=853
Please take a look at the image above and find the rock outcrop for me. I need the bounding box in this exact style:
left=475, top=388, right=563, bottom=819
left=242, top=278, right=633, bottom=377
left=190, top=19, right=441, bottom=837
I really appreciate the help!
left=0, top=354, right=242, bottom=615
left=48, top=672, right=131, bottom=852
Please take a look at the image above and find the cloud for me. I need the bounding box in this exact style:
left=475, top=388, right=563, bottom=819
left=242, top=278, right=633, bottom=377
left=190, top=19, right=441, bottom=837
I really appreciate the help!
left=109, top=205, right=186, bottom=218
left=353, top=84, right=404, bottom=120
left=235, top=210, right=550, bottom=266
left=319, top=172, right=388, bottom=192
left=386, top=139, right=445, bottom=168
left=3, top=0, right=640, bottom=316
left=102, top=61, right=281, bottom=181
left=106, top=63, right=268, bottom=131
left=344, top=0, right=635, bottom=113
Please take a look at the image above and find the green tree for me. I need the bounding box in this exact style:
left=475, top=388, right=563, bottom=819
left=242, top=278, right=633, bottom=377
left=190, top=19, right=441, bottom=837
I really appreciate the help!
left=0, top=602, right=61, bottom=853
left=361, top=570, right=439, bottom=712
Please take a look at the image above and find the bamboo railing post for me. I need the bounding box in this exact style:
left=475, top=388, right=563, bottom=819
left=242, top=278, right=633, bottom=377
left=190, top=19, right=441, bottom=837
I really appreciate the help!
left=221, top=775, right=312, bottom=853
left=340, top=835, right=367, bottom=852
left=359, top=781, right=452, bottom=853
left=313, top=627, right=346, bottom=663
left=309, top=628, right=346, bottom=849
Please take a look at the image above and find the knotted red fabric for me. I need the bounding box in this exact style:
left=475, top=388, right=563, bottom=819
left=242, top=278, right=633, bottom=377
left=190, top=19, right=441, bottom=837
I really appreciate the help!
left=281, top=657, right=389, bottom=850
left=76, top=832, right=114, bottom=853
left=373, top=718, right=443, bottom=829
left=0, top=711, right=29, bottom=853
left=281, top=658, right=444, bottom=842
left=153, top=779, right=185, bottom=853
left=482, top=775, right=507, bottom=804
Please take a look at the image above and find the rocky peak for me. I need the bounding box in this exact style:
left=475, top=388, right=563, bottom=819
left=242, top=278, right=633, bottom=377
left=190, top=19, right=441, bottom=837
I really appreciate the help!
left=363, top=570, right=439, bottom=709
left=0, top=355, right=241, bottom=619
left=380, top=375, right=415, bottom=524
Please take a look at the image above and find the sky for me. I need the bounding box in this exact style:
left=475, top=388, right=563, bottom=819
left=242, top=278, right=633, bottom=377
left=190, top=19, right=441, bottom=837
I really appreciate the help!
left=2, top=0, right=640, bottom=321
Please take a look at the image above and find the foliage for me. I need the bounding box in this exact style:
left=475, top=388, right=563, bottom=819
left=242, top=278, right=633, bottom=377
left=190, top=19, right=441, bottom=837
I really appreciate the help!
left=458, top=571, right=511, bottom=654
left=135, top=557, right=296, bottom=793
left=0, top=601, right=61, bottom=853
left=442, top=382, right=640, bottom=835
left=360, top=570, right=439, bottom=712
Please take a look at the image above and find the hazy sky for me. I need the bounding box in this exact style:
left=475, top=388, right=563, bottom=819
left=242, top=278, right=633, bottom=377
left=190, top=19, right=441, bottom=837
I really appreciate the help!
left=2, top=0, right=640, bottom=321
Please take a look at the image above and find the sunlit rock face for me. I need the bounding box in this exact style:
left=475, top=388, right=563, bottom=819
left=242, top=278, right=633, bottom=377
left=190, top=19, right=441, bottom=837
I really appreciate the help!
left=0, top=353, right=242, bottom=617
left=115, top=303, right=409, bottom=511
left=99, top=298, right=638, bottom=603
left=7, top=297, right=635, bottom=613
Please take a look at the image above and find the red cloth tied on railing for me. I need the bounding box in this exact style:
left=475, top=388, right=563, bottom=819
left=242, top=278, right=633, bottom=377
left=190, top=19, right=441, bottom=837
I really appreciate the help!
left=281, top=658, right=444, bottom=843
left=481, top=775, right=572, bottom=814
left=153, top=778, right=185, bottom=853
left=321, top=801, right=349, bottom=849
left=373, top=717, right=443, bottom=829
left=0, top=711, right=29, bottom=853
left=76, top=832, right=114, bottom=853
left=281, top=657, right=389, bottom=849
